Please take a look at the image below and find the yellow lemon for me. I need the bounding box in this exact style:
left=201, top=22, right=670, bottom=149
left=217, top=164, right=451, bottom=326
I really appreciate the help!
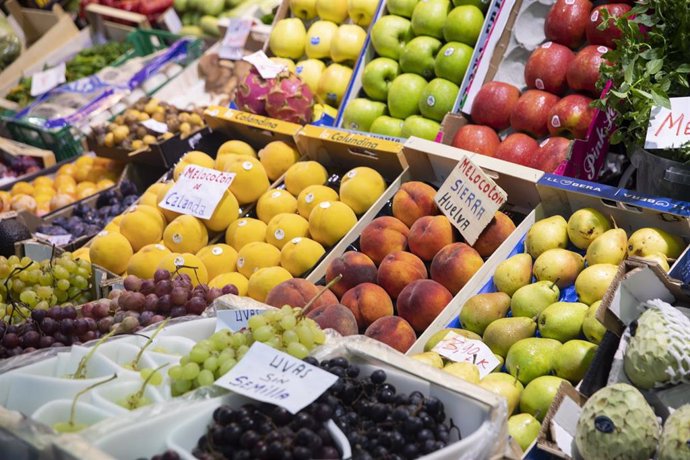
left=56, top=163, right=77, bottom=177
left=157, top=252, right=208, bottom=286
left=73, top=247, right=90, bottom=262
left=296, top=185, right=339, bottom=218
left=33, top=185, right=56, bottom=197
left=173, top=151, right=215, bottom=180
left=225, top=218, right=267, bottom=251
left=280, top=237, right=326, bottom=276
left=76, top=181, right=96, bottom=194
left=196, top=244, right=238, bottom=281
left=90, top=231, right=133, bottom=275
left=120, top=210, right=164, bottom=252
left=256, top=189, right=297, bottom=223
left=284, top=161, right=329, bottom=195
left=75, top=156, right=94, bottom=168
left=236, top=242, right=281, bottom=278
left=217, top=140, right=256, bottom=158
left=145, top=182, right=168, bottom=197
left=209, top=272, right=249, bottom=296
left=54, top=175, right=76, bottom=189
left=77, top=187, right=97, bottom=200
left=127, top=243, right=171, bottom=279
left=97, top=179, right=116, bottom=190
left=339, top=167, right=386, bottom=214
left=247, top=267, right=293, bottom=302
left=139, top=191, right=159, bottom=207
left=10, top=181, right=33, bottom=196
left=163, top=215, right=209, bottom=253
left=32, top=176, right=53, bottom=188
left=266, top=213, right=310, bottom=249
left=129, top=204, right=166, bottom=229
left=10, top=194, right=37, bottom=213
left=258, top=141, right=301, bottom=181
left=221, top=156, right=270, bottom=205
left=308, top=201, right=357, bottom=247
left=202, top=189, right=239, bottom=232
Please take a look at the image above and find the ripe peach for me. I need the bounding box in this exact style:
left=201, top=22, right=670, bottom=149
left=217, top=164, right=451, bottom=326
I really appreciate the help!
left=408, top=215, right=455, bottom=261
left=325, top=251, right=378, bottom=298
left=391, top=181, right=439, bottom=227
left=340, top=283, right=394, bottom=329
left=430, top=243, right=484, bottom=294
left=377, top=251, right=428, bottom=299
left=472, top=211, right=516, bottom=257
left=306, top=304, right=359, bottom=336
left=364, top=316, right=417, bottom=353
left=359, top=216, right=410, bottom=265
left=397, top=279, right=453, bottom=332
left=265, top=278, right=338, bottom=311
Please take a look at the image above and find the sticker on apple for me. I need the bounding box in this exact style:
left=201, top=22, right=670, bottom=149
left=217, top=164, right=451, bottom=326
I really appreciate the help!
left=535, top=78, right=545, bottom=90
left=426, top=95, right=436, bottom=107
left=444, top=47, right=455, bottom=57
left=542, top=41, right=552, bottom=49
left=591, top=11, right=599, bottom=21
left=597, top=46, right=608, bottom=54
left=551, top=115, right=562, bottom=128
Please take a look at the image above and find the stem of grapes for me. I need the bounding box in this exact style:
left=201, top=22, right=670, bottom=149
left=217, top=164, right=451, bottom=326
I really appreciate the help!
left=129, top=318, right=169, bottom=370
left=67, top=374, right=117, bottom=429
left=73, top=330, right=115, bottom=379
left=301, top=275, right=343, bottom=316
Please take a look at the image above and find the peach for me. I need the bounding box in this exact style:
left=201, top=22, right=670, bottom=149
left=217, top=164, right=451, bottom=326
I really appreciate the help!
left=397, top=279, right=453, bottom=332
left=377, top=251, right=428, bottom=299
left=430, top=243, right=484, bottom=295
left=391, top=181, right=439, bottom=227
left=359, top=216, right=410, bottom=265
left=265, top=278, right=338, bottom=311
left=364, top=316, right=417, bottom=353
left=408, top=215, right=455, bottom=261
left=472, top=211, right=516, bottom=257
left=306, top=304, right=359, bottom=336
left=325, top=251, right=378, bottom=298
left=340, top=283, right=394, bottom=329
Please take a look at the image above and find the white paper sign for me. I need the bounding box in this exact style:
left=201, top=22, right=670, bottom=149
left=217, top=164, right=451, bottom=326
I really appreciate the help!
left=219, top=19, right=253, bottom=60
left=645, top=97, right=690, bottom=149
left=434, top=155, right=507, bottom=245
left=30, top=62, right=66, bottom=97
left=215, top=342, right=338, bottom=413
left=216, top=308, right=266, bottom=332
left=432, top=331, right=501, bottom=378
left=243, top=51, right=286, bottom=79
left=34, top=232, right=72, bottom=246
left=141, top=119, right=168, bottom=134
left=158, top=165, right=235, bottom=219
left=162, top=8, right=182, bottom=34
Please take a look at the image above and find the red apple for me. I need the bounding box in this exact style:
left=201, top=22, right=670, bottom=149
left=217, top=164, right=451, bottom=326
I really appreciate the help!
left=510, top=90, right=561, bottom=137
left=586, top=4, right=632, bottom=48
left=451, top=124, right=501, bottom=157
left=567, top=45, right=609, bottom=96
left=494, top=133, right=539, bottom=167
left=526, top=137, right=572, bottom=172
left=524, top=42, right=575, bottom=95
left=544, top=0, right=593, bottom=49
left=547, top=94, right=595, bottom=139
left=470, top=82, right=521, bottom=131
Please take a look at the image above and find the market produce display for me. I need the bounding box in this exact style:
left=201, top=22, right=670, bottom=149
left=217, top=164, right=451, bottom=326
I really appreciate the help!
left=174, top=0, right=278, bottom=37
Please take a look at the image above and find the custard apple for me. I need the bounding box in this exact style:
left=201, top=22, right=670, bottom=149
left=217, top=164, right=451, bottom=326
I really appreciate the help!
left=658, top=404, right=690, bottom=460
left=575, top=383, right=660, bottom=460
left=623, top=300, right=690, bottom=389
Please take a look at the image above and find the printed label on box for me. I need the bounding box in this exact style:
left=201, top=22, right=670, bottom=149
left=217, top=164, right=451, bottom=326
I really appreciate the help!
left=432, top=331, right=500, bottom=378
left=159, top=165, right=235, bottom=219
left=30, top=62, right=66, bottom=96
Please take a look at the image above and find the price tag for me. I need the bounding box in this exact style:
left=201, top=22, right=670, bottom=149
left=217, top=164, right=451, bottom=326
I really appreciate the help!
left=162, top=8, right=182, bottom=34
left=216, top=308, right=266, bottom=332
left=188, top=132, right=203, bottom=149
left=34, top=232, right=72, bottom=246
left=432, top=331, right=500, bottom=379
left=644, top=96, right=690, bottom=149
left=219, top=18, right=253, bottom=60
left=215, top=342, right=338, bottom=413
left=243, top=51, right=286, bottom=79
left=434, top=155, right=507, bottom=245
left=158, top=165, right=235, bottom=219
left=141, top=119, right=169, bottom=134
left=30, top=62, right=66, bottom=97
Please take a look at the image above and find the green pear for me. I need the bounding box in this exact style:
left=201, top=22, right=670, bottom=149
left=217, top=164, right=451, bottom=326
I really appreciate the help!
left=411, top=351, right=444, bottom=368
left=510, top=281, right=560, bottom=318
left=553, top=340, right=598, bottom=383
left=483, top=317, right=537, bottom=358
left=443, top=361, right=480, bottom=383
left=424, top=327, right=482, bottom=352
left=574, top=263, right=618, bottom=305
left=639, top=252, right=670, bottom=271
left=525, top=215, right=568, bottom=258
left=533, top=248, right=584, bottom=288
left=458, top=292, right=511, bottom=335
left=567, top=208, right=611, bottom=249
left=508, top=413, right=541, bottom=451
left=585, top=228, right=627, bottom=265
left=538, top=301, right=589, bottom=342
left=493, top=253, right=533, bottom=296
left=505, top=337, right=562, bottom=385
left=582, top=301, right=606, bottom=344
left=479, top=372, right=524, bottom=415
left=493, top=353, right=504, bottom=372
left=627, top=227, right=684, bottom=259
left=520, top=375, right=571, bottom=421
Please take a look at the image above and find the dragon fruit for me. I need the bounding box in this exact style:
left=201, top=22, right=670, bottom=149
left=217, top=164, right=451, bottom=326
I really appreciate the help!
left=235, top=67, right=272, bottom=116
left=265, top=72, right=315, bottom=124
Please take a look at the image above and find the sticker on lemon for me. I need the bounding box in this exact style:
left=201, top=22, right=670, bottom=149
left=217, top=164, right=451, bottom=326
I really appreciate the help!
left=90, top=231, right=133, bottom=275
left=256, top=189, right=297, bottom=223
left=209, top=272, right=249, bottom=296
left=339, top=167, right=386, bottom=214
left=280, top=237, right=325, bottom=276
left=196, top=244, right=238, bottom=281
left=163, top=215, right=209, bottom=253
left=157, top=253, right=208, bottom=286
left=225, top=218, right=267, bottom=251
left=127, top=244, right=172, bottom=279
left=266, top=213, right=310, bottom=249
left=258, top=141, right=301, bottom=181
left=308, top=201, right=357, bottom=247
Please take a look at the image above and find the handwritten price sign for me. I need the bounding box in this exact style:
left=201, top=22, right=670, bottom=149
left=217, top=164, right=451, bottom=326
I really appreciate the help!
left=432, top=331, right=500, bottom=378
left=158, top=165, right=235, bottom=219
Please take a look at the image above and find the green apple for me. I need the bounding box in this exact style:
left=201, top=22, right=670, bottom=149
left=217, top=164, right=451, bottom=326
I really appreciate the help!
left=330, top=24, right=367, bottom=63
left=434, top=42, right=473, bottom=85
left=371, top=15, right=414, bottom=60
left=290, top=0, right=318, bottom=20
left=444, top=5, right=485, bottom=46
left=411, top=0, right=450, bottom=39
left=316, top=0, right=349, bottom=24
left=508, top=413, right=541, bottom=451
left=419, top=78, right=459, bottom=122
left=387, top=73, right=427, bottom=119
left=317, top=64, right=353, bottom=107
left=553, top=340, right=598, bottom=384
left=370, top=116, right=405, bottom=137
left=347, top=0, right=379, bottom=27
left=341, top=98, right=388, bottom=131
left=388, top=0, right=420, bottom=17
left=400, top=36, right=442, bottom=79
left=453, top=0, right=490, bottom=14
left=401, top=115, right=441, bottom=140
left=362, top=57, right=400, bottom=101
left=296, top=59, right=326, bottom=93
left=519, top=375, right=570, bottom=421
left=305, top=20, right=338, bottom=59
left=269, top=18, right=307, bottom=60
